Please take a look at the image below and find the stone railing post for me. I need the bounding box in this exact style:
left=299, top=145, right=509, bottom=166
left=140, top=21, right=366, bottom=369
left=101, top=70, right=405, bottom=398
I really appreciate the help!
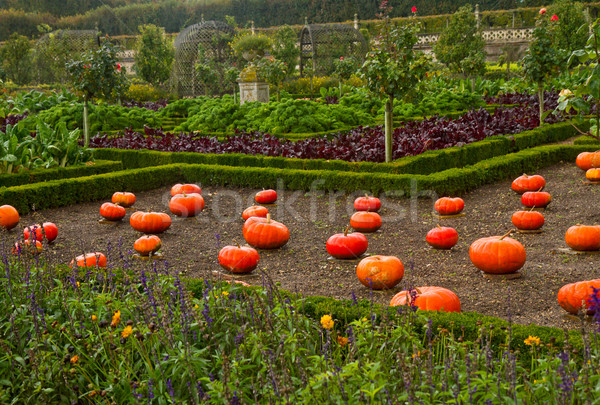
left=475, top=4, right=480, bottom=30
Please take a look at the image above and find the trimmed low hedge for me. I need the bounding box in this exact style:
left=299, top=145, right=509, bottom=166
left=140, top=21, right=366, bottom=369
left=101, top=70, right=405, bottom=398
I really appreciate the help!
left=573, top=135, right=600, bottom=145
left=4, top=144, right=597, bottom=215
left=0, top=160, right=123, bottom=188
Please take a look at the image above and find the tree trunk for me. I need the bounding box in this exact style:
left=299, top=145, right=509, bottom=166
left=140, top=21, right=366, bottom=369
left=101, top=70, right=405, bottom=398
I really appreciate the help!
left=538, top=84, right=544, bottom=127
left=339, top=80, right=343, bottom=97
left=233, top=85, right=237, bottom=104
left=310, top=76, right=314, bottom=99
left=384, top=95, right=394, bottom=163
left=83, top=97, right=89, bottom=147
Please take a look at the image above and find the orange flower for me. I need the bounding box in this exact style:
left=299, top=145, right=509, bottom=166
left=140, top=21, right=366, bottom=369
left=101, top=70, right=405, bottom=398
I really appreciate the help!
left=121, top=325, right=133, bottom=339
left=111, top=310, right=121, bottom=327
left=337, top=336, right=348, bottom=347
left=70, top=355, right=79, bottom=364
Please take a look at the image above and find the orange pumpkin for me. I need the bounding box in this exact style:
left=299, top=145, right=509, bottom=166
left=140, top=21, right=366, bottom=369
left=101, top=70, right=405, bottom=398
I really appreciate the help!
left=586, top=168, right=600, bottom=182
left=521, top=191, right=551, bottom=208
left=426, top=225, right=458, bottom=249
left=134, top=235, right=162, bottom=256
left=130, top=211, right=172, bottom=234
left=169, top=193, right=205, bottom=217
left=242, top=205, right=269, bottom=220
left=326, top=226, right=368, bottom=259
left=255, top=189, right=277, bottom=204
left=576, top=152, right=595, bottom=171
left=557, top=279, right=600, bottom=314
left=353, top=194, right=382, bottom=212
left=469, top=230, right=526, bottom=274
left=434, top=197, right=464, bottom=215
left=350, top=211, right=382, bottom=233
left=70, top=252, right=107, bottom=268
left=23, top=222, right=58, bottom=242
left=356, top=255, right=404, bottom=290
left=100, top=202, right=126, bottom=221
left=13, top=240, right=43, bottom=255
left=111, top=192, right=136, bottom=208
left=511, top=210, right=545, bottom=230
left=218, top=244, right=260, bottom=274
left=0, top=205, right=19, bottom=230
left=390, top=286, right=461, bottom=312
left=511, top=174, right=546, bottom=194
left=565, top=225, right=600, bottom=251
left=243, top=214, right=289, bottom=249
left=171, top=183, right=201, bottom=196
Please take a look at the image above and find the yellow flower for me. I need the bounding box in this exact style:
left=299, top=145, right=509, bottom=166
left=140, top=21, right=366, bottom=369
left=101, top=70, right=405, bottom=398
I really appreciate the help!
left=559, top=89, right=573, bottom=98
left=111, top=310, right=121, bottom=327
left=121, top=325, right=133, bottom=339
left=91, top=315, right=97, bottom=322
left=320, top=315, right=334, bottom=330
left=194, top=304, right=199, bottom=309
left=222, top=291, right=229, bottom=297
left=70, top=355, right=79, bottom=364
left=337, top=336, right=348, bottom=347
left=524, top=335, right=541, bottom=346
left=76, top=282, right=80, bottom=288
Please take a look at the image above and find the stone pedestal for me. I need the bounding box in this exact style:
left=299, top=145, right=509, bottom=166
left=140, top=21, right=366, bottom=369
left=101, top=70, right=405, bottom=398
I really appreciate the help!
left=238, top=81, right=269, bottom=104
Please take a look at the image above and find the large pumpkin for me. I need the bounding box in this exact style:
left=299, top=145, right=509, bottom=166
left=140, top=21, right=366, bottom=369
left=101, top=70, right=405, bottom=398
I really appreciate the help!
left=426, top=225, right=458, bottom=249
left=242, top=205, right=269, bottom=220
left=171, top=183, right=201, bottom=196
left=111, top=192, right=136, bottom=208
left=356, top=255, right=404, bottom=290
left=511, top=210, right=545, bottom=230
left=390, top=286, right=461, bottom=312
left=134, top=235, right=162, bottom=256
left=565, top=225, right=600, bottom=251
left=557, top=279, right=600, bottom=314
left=326, top=226, right=368, bottom=259
left=169, top=193, right=205, bottom=217
left=218, top=244, right=260, bottom=274
left=0, top=205, right=19, bottom=230
left=100, top=202, right=126, bottom=221
left=511, top=174, right=546, bottom=194
left=434, top=197, right=464, bottom=215
left=24, top=222, right=58, bottom=242
left=130, top=211, right=172, bottom=234
left=469, top=231, right=526, bottom=274
left=70, top=252, right=107, bottom=268
left=354, top=194, right=382, bottom=212
left=243, top=214, right=289, bottom=249
left=521, top=191, right=551, bottom=208
left=255, top=189, right=277, bottom=204
left=350, top=211, right=382, bottom=233
left=576, top=152, right=595, bottom=171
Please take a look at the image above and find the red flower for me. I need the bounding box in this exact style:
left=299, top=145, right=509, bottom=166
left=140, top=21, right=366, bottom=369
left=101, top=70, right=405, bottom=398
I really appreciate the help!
left=411, top=6, right=417, bottom=13
left=83, top=64, right=89, bottom=69
left=116, top=63, right=121, bottom=71
left=550, top=14, right=559, bottom=21
left=340, top=56, right=344, bottom=60
left=539, top=8, right=546, bottom=15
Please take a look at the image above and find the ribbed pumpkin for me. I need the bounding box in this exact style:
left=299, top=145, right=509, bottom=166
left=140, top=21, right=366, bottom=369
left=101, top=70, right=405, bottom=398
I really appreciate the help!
left=511, top=174, right=546, bottom=194
left=469, top=231, right=526, bottom=274
left=111, top=192, right=136, bottom=208
left=13, top=240, right=43, bottom=255
left=0, top=204, right=19, bottom=230
left=218, top=244, right=260, bottom=274
left=243, top=214, right=289, bottom=249
left=130, top=211, right=172, bottom=234
left=100, top=202, right=126, bottom=221
left=326, top=226, right=368, bottom=259
left=356, top=255, right=404, bottom=290
left=350, top=211, right=382, bottom=233
left=70, top=252, right=107, bottom=268
left=576, top=152, right=595, bottom=171
left=242, top=205, right=269, bottom=220
left=134, top=235, right=162, bottom=256
left=169, top=193, right=205, bottom=217
left=557, top=279, right=600, bottom=314
left=565, top=225, right=600, bottom=251
left=171, top=183, right=201, bottom=196
left=255, top=189, right=277, bottom=204
left=586, top=168, right=600, bottom=182
left=426, top=225, right=458, bottom=249
left=24, top=222, right=58, bottom=242
left=511, top=210, right=545, bottom=230
left=390, top=286, right=461, bottom=312
left=434, top=197, right=464, bottom=215
left=353, top=194, right=382, bottom=212
left=521, top=191, right=551, bottom=208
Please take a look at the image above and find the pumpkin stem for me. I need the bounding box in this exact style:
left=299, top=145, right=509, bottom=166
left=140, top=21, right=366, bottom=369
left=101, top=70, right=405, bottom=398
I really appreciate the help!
left=266, top=213, right=271, bottom=223
left=537, top=187, right=543, bottom=192
left=436, top=224, right=442, bottom=230
left=499, top=230, right=514, bottom=240
left=344, top=225, right=351, bottom=236
left=364, top=193, right=369, bottom=198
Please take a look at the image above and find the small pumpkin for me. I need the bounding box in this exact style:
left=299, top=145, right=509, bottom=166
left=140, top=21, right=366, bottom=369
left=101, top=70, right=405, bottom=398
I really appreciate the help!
left=24, top=222, right=58, bottom=242
left=243, top=214, right=289, bottom=249
left=171, top=183, right=201, bottom=196
left=350, top=211, right=382, bottom=233
left=586, top=168, right=600, bottom=182
left=218, top=244, right=260, bottom=274
left=565, top=225, right=600, bottom=251
left=576, top=152, right=595, bottom=171
left=353, top=194, right=382, bottom=212
left=130, top=211, right=172, bottom=234
left=111, top=192, right=136, bottom=208
left=100, top=202, right=126, bottom=221
left=426, top=225, right=458, bottom=249
left=70, top=252, right=107, bottom=268
left=557, top=279, right=600, bottom=314
left=356, top=255, right=404, bottom=290
left=390, top=286, right=461, bottom=312
left=434, top=197, right=464, bottom=215
left=326, top=226, right=368, bottom=259
left=255, top=189, right=277, bottom=204
left=469, top=230, right=526, bottom=274
left=242, top=205, right=269, bottom=220
left=511, top=174, right=546, bottom=194
left=169, top=193, right=205, bottom=217
left=13, top=240, right=43, bottom=255
left=511, top=210, right=545, bottom=230
left=521, top=191, right=551, bottom=208
left=134, top=235, right=162, bottom=256
left=0, top=205, right=19, bottom=230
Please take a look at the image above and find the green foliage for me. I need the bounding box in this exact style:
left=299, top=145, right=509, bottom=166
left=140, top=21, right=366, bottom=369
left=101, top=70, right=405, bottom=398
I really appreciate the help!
left=134, top=24, right=174, bottom=86
left=125, top=82, right=169, bottom=102
left=256, top=57, right=287, bottom=101
left=0, top=89, right=77, bottom=116
left=271, top=25, right=299, bottom=77
left=521, top=13, right=563, bottom=85
left=231, top=32, right=272, bottom=60
left=0, top=33, right=33, bottom=85
left=550, top=0, right=588, bottom=60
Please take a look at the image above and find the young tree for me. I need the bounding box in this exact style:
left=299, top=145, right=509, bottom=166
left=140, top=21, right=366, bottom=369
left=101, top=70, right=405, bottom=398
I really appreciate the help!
left=224, top=66, right=240, bottom=103
left=134, top=24, right=174, bottom=87
left=271, top=25, right=299, bottom=78
left=0, top=34, right=33, bottom=85
left=550, top=0, right=588, bottom=60
left=433, top=4, right=486, bottom=91
left=195, top=63, right=218, bottom=97
left=521, top=10, right=562, bottom=126
left=66, top=38, right=128, bottom=146
left=257, top=57, right=287, bottom=102
left=333, top=56, right=358, bottom=97
left=359, top=3, right=429, bottom=163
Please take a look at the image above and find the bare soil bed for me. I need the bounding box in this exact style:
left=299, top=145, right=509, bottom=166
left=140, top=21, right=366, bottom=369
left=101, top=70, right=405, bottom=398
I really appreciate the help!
left=8, top=161, right=600, bottom=330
